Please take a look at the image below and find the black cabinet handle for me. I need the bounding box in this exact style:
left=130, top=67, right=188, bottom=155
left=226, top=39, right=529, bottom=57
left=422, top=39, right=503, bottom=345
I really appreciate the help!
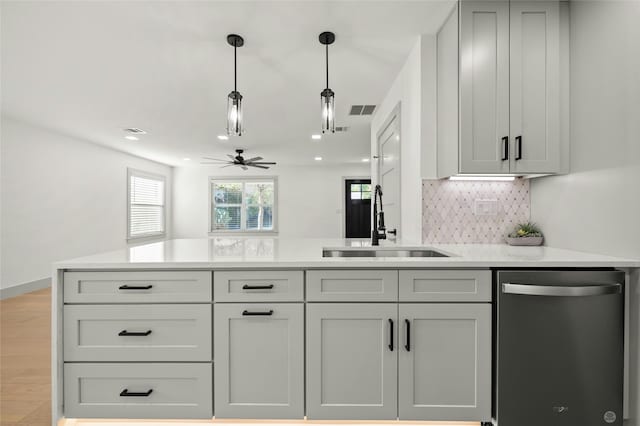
left=242, top=310, right=274, bottom=316
left=242, top=284, right=274, bottom=290
left=388, top=319, right=394, bottom=351
left=120, top=388, right=153, bottom=397
left=119, top=284, right=153, bottom=290
left=118, top=330, right=152, bottom=336
left=515, top=135, right=522, bottom=160
left=501, top=136, right=509, bottom=161
left=404, top=319, right=411, bottom=352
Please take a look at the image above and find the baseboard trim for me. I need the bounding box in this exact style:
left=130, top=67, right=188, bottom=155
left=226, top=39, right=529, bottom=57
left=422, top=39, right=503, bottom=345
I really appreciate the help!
left=0, top=277, right=51, bottom=300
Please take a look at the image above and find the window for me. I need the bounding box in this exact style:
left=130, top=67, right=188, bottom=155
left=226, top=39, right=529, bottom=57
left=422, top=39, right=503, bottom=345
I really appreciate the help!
left=128, top=169, right=166, bottom=240
left=350, top=183, right=372, bottom=200
left=210, top=178, right=276, bottom=233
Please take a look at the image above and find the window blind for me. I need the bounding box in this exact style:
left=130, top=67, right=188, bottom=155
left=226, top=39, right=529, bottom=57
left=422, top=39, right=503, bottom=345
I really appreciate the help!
left=129, top=173, right=165, bottom=238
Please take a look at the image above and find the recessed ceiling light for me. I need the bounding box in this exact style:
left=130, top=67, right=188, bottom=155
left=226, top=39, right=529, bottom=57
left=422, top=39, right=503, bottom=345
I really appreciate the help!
left=314, top=156, right=323, bottom=161
left=124, top=135, right=139, bottom=141
left=183, top=158, right=191, bottom=161
left=362, top=158, right=370, bottom=162
left=217, top=135, right=229, bottom=141
left=311, top=134, right=322, bottom=140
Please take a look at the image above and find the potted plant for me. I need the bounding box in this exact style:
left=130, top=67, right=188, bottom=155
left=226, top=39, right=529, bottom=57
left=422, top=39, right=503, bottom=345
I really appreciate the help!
left=506, top=222, right=544, bottom=246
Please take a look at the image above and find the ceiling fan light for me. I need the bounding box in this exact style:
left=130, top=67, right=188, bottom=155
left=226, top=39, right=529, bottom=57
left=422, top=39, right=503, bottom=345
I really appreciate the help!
left=227, top=90, right=243, bottom=136
left=321, top=88, right=335, bottom=134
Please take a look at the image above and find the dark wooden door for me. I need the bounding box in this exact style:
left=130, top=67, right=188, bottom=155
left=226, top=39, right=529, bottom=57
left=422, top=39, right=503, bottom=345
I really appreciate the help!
left=345, top=179, right=371, bottom=238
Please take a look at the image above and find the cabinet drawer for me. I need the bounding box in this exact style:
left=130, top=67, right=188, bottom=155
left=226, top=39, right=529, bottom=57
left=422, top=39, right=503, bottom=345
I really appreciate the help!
left=64, top=304, right=211, bottom=361
left=214, top=270, right=303, bottom=302
left=64, top=363, right=212, bottom=419
left=306, top=270, right=398, bottom=302
left=399, top=270, right=491, bottom=302
left=64, top=271, right=211, bottom=303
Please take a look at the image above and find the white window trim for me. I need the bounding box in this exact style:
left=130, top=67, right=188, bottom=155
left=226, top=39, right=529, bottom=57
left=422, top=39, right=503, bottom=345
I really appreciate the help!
left=208, top=176, right=278, bottom=235
left=127, top=168, right=167, bottom=241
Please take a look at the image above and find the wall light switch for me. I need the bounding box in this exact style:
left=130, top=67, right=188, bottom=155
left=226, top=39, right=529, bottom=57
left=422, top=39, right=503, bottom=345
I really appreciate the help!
left=474, top=199, right=499, bottom=216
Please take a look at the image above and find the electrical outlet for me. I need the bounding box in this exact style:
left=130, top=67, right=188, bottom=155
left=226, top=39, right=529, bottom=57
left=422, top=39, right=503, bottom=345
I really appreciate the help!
left=474, top=199, right=499, bottom=216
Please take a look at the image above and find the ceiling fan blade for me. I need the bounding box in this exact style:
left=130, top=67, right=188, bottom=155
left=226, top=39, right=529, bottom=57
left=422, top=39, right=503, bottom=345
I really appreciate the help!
left=201, top=161, right=232, bottom=165
left=202, top=156, right=229, bottom=162
left=249, top=164, right=270, bottom=169
left=241, top=165, right=249, bottom=171
left=244, top=157, right=263, bottom=162
left=227, top=154, right=236, bottom=160
left=249, top=162, right=277, bottom=165
left=220, top=164, right=235, bottom=168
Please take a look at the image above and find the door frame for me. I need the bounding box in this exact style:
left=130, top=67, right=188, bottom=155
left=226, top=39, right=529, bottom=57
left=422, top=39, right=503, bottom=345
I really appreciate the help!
left=341, top=175, right=371, bottom=238
left=375, top=103, right=402, bottom=239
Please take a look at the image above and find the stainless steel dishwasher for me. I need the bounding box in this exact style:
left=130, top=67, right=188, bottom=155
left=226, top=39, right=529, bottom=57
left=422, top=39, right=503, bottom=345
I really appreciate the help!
left=496, top=270, right=624, bottom=426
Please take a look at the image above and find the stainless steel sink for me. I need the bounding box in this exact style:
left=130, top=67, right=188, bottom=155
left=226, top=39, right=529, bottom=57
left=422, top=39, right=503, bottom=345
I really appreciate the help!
left=322, top=249, right=450, bottom=258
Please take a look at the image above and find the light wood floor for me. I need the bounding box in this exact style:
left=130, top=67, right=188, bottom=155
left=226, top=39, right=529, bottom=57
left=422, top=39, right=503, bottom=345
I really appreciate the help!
left=1, top=288, right=51, bottom=426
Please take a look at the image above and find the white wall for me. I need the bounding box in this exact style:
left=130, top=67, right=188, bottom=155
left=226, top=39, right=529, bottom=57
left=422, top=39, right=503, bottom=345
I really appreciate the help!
left=172, top=163, right=370, bottom=239
left=371, top=35, right=437, bottom=244
left=530, top=0, right=640, bottom=261
left=0, top=116, right=173, bottom=290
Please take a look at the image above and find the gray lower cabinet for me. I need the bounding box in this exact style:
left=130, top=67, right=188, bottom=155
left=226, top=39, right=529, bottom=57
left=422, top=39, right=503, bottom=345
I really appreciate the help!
left=306, top=303, right=398, bottom=420
left=214, top=303, right=304, bottom=419
left=64, top=363, right=212, bottom=419
left=398, top=303, right=492, bottom=421
left=64, top=304, right=211, bottom=361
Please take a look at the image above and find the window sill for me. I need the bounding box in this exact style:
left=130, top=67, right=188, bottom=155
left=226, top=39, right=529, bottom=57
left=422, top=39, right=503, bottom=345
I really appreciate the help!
left=208, top=231, right=279, bottom=237
left=127, top=233, right=167, bottom=244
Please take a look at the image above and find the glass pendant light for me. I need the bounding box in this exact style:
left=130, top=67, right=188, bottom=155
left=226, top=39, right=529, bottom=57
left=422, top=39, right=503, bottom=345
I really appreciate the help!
left=226, top=34, right=244, bottom=136
left=319, top=31, right=336, bottom=133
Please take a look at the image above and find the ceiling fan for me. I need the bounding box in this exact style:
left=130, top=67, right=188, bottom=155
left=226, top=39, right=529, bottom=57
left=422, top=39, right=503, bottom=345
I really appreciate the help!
left=201, top=149, right=276, bottom=170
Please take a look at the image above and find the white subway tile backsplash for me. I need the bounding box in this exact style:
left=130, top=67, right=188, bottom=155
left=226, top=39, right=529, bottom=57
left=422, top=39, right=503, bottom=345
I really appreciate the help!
left=422, top=179, right=530, bottom=243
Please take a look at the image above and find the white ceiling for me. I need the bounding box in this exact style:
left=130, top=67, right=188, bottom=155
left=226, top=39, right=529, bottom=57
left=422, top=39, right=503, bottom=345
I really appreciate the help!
left=1, top=0, right=455, bottom=166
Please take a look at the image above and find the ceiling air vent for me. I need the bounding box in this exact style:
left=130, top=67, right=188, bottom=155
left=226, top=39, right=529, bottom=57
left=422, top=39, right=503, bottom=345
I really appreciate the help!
left=123, top=128, right=147, bottom=135
left=349, top=105, right=376, bottom=116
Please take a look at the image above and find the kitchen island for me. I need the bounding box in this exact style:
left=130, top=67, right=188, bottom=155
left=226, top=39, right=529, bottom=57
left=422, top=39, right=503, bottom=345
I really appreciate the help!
left=52, top=238, right=640, bottom=425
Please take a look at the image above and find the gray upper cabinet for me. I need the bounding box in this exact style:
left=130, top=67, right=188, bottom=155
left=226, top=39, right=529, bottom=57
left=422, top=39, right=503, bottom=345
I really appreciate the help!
left=306, top=303, right=398, bottom=420
left=437, top=0, right=567, bottom=177
left=214, top=303, right=304, bottom=419
left=398, top=303, right=491, bottom=421
left=509, top=1, right=561, bottom=173
left=459, top=0, right=511, bottom=174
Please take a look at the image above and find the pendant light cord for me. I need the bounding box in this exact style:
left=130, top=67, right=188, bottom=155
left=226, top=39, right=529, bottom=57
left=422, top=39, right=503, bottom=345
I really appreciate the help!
left=325, top=44, right=329, bottom=89
left=234, top=43, right=237, bottom=93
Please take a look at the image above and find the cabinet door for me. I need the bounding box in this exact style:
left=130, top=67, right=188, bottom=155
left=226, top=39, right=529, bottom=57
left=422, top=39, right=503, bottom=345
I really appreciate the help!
left=214, top=303, right=304, bottom=419
left=460, top=0, right=510, bottom=174
left=510, top=1, right=561, bottom=173
left=306, top=304, right=397, bottom=420
left=398, top=304, right=491, bottom=421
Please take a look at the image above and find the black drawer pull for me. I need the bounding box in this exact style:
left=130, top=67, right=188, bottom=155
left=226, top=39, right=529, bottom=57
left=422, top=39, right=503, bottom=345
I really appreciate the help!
left=120, top=388, right=153, bottom=397
left=119, top=284, right=153, bottom=290
left=388, top=318, right=394, bottom=351
left=501, top=136, right=509, bottom=161
left=515, top=135, right=523, bottom=160
left=242, top=310, right=274, bottom=316
left=242, top=284, right=274, bottom=290
left=118, top=330, right=152, bottom=336
left=404, top=319, right=411, bottom=352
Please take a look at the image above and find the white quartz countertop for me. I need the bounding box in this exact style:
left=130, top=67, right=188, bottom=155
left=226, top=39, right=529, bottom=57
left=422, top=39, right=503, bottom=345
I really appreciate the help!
left=54, top=238, right=640, bottom=269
